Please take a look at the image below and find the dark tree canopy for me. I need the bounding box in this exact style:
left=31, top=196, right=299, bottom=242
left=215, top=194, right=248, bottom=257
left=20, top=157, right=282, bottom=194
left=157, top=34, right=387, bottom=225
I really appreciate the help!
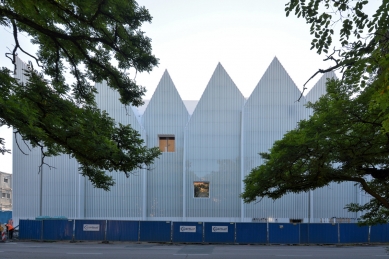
left=0, top=0, right=161, bottom=190
left=242, top=0, right=389, bottom=224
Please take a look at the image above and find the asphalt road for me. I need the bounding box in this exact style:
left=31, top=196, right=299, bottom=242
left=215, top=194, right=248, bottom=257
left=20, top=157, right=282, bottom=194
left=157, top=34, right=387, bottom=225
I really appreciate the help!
left=0, top=242, right=388, bottom=259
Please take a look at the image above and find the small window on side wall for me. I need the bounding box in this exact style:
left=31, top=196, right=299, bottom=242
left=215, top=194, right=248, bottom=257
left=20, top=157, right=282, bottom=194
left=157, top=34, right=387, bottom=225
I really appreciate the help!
left=194, top=181, right=209, bottom=198
left=159, top=135, right=175, bottom=152
left=4, top=178, right=8, bottom=183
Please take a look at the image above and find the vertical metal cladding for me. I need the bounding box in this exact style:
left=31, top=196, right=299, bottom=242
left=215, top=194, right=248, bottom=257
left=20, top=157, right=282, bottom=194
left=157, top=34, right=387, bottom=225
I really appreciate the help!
left=12, top=57, right=367, bottom=222
left=142, top=71, right=188, bottom=218
left=13, top=57, right=86, bottom=224
left=185, top=63, right=245, bottom=219
left=85, top=82, right=145, bottom=219
left=243, top=57, right=309, bottom=220
left=12, top=58, right=42, bottom=224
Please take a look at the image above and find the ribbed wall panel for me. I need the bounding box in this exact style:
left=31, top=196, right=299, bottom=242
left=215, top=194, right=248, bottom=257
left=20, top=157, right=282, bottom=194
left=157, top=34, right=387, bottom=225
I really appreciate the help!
left=143, top=71, right=188, bottom=218
left=185, top=64, right=245, bottom=218
left=313, top=182, right=357, bottom=218
left=13, top=134, right=41, bottom=223
left=41, top=155, right=81, bottom=218
left=243, top=57, right=309, bottom=219
left=84, top=81, right=146, bottom=218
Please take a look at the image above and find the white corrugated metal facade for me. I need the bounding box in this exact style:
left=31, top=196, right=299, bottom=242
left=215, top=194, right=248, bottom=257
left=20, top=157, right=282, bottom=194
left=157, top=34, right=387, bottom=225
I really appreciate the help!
left=12, top=57, right=366, bottom=225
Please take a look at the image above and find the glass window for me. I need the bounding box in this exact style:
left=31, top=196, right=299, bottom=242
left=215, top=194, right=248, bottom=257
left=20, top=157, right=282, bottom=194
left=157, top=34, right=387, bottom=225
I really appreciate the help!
left=3, top=178, right=8, bottom=183
left=159, top=136, right=175, bottom=152
left=1, top=193, right=5, bottom=198
left=194, top=181, right=209, bottom=198
left=6, top=193, right=10, bottom=199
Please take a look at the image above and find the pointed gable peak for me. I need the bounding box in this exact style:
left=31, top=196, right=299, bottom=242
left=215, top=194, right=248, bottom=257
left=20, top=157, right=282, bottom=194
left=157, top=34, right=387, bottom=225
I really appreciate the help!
left=161, top=69, right=172, bottom=80
left=196, top=62, right=244, bottom=102
left=268, top=56, right=285, bottom=70
left=212, top=62, right=230, bottom=78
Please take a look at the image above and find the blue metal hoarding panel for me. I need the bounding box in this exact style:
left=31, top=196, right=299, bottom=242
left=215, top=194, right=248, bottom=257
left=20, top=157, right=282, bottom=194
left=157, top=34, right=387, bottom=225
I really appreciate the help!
left=139, top=221, right=171, bottom=242
left=19, top=220, right=42, bottom=240
left=236, top=223, right=267, bottom=244
left=106, top=220, right=139, bottom=241
left=0, top=211, right=12, bottom=225
left=204, top=222, right=235, bottom=243
left=300, top=224, right=308, bottom=243
left=42, top=220, right=73, bottom=241
left=300, top=224, right=338, bottom=244
left=74, top=220, right=106, bottom=241
left=269, top=223, right=299, bottom=244
left=339, top=224, right=368, bottom=243
left=172, top=222, right=203, bottom=243
left=371, top=224, right=389, bottom=243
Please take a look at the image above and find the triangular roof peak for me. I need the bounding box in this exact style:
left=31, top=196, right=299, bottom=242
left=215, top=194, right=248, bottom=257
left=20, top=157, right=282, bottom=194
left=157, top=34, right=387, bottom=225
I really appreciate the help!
left=246, top=57, right=303, bottom=105
left=143, top=69, right=188, bottom=117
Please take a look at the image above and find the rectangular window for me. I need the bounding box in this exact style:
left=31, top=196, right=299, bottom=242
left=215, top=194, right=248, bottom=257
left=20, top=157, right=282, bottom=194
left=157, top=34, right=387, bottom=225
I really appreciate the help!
left=6, top=193, right=10, bottom=199
left=3, top=178, right=8, bottom=183
left=159, top=136, right=175, bottom=152
left=194, top=181, right=209, bottom=198
left=1, top=193, right=5, bottom=198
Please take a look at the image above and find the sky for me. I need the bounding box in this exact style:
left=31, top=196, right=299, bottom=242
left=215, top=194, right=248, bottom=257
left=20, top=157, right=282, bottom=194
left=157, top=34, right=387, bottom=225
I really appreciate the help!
left=0, top=0, right=379, bottom=173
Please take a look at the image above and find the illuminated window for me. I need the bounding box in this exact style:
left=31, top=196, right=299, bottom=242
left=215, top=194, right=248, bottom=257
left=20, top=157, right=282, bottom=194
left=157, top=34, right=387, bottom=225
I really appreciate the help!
left=194, top=182, right=209, bottom=198
left=159, top=136, right=175, bottom=152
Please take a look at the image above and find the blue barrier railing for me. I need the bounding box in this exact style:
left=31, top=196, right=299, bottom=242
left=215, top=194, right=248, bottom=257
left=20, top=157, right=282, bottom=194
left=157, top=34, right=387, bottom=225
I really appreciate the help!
left=18, top=220, right=389, bottom=244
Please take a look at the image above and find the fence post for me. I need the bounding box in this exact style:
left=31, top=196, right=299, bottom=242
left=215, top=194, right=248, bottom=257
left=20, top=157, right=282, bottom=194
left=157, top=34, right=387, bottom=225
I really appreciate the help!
left=234, top=223, right=237, bottom=244
left=368, top=225, right=371, bottom=243
left=266, top=220, right=269, bottom=244
left=337, top=223, right=340, bottom=244
left=138, top=221, right=141, bottom=242
left=70, top=219, right=75, bottom=243
left=202, top=222, right=205, bottom=243
left=170, top=221, right=173, bottom=243
left=40, top=220, right=44, bottom=242
left=102, top=220, right=108, bottom=243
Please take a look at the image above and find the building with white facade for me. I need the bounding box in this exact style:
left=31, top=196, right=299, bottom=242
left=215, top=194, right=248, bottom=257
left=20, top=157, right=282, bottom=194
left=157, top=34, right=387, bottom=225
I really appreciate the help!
left=12, top=57, right=368, bottom=225
left=0, top=171, right=12, bottom=211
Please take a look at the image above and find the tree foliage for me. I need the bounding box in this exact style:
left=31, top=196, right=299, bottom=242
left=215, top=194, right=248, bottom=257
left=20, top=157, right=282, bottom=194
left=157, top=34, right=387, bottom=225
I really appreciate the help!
left=0, top=0, right=161, bottom=190
left=287, top=0, right=389, bottom=118
left=242, top=0, right=389, bottom=224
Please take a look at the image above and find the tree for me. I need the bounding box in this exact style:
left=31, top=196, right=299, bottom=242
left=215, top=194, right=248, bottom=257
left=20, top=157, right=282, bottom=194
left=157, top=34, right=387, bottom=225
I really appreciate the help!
left=287, top=0, right=389, bottom=126
left=242, top=0, right=389, bottom=224
left=0, top=0, right=161, bottom=190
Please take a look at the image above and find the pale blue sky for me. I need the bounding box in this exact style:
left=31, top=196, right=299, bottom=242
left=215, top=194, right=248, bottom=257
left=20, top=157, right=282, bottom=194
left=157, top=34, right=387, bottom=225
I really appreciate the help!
left=0, top=0, right=380, bottom=173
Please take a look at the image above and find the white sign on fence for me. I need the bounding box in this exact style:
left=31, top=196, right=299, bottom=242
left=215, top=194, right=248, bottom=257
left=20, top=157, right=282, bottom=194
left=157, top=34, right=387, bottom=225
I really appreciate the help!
left=180, top=226, right=196, bottom=232
left=83, top=224, right=100, bottom=231
left=212, top=226, right=228, bottom=233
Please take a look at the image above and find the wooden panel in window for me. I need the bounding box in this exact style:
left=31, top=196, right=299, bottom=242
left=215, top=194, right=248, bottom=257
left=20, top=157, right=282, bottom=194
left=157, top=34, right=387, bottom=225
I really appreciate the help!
left=167, top=137, right=175, bottom=152
left=159, top=138, right=167, bottom=152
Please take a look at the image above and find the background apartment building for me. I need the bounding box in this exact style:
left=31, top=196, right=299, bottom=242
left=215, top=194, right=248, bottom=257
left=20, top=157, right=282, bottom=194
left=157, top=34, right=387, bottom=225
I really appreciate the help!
left=0, top=171, right=12, bottom=211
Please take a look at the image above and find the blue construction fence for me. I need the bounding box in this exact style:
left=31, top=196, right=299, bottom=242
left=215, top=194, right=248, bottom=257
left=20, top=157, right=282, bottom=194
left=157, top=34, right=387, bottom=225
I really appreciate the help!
left=18, top=220, right=389, bottom=244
